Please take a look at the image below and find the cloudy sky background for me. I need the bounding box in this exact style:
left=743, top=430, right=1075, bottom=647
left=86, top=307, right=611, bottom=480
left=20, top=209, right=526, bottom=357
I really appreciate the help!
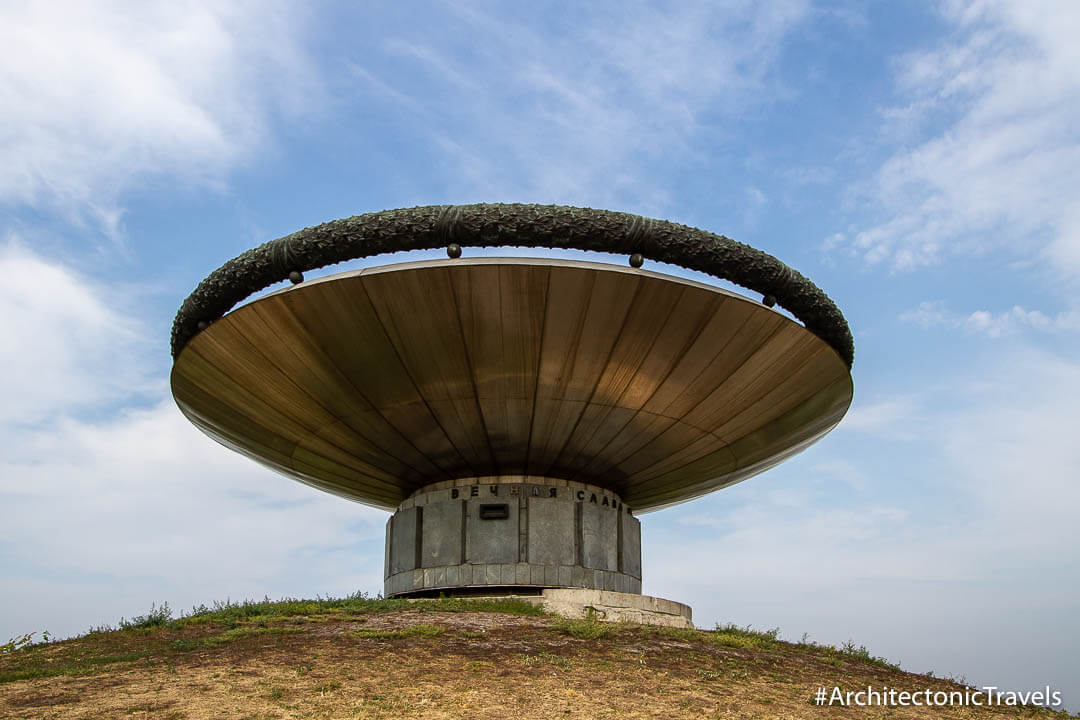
left=2, top=0, right=1077, bottom=709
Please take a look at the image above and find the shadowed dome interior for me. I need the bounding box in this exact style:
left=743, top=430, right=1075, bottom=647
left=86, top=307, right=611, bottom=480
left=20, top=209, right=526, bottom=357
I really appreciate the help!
left=170, top=257, right=852, bottom=512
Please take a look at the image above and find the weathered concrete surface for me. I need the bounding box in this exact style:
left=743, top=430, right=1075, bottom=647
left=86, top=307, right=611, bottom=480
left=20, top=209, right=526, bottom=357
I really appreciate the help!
left=467, top=497, right=519, bottom=564
left=385, top=563, right=642, bottom=597
left=582, top=502, right=618, bottom=571
left=437, top=590, right=694, bottom=629
left=528, top=496, right=575, bottom=565
left=619, top=513, right=641, bottom=578
left=385, top=478, right=641, bottom=597
left=389, top=507, right=419, bottom=574
left=421, top=499, right=464, bottom=568
left=541, top=589, right=693, bottom=629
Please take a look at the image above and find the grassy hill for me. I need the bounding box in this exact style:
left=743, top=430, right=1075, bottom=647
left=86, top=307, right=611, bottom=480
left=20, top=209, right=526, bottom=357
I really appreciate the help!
left=1, top=595, right=1072, bottom=719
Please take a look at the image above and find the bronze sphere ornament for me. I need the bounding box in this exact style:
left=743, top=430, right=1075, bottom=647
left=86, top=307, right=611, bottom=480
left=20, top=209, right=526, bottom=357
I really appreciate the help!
left=170, top=204, right=853, bottom=616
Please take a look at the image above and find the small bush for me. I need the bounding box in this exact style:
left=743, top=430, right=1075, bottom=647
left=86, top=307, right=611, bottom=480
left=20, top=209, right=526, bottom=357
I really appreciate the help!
left=837, top=639, right=900, bottom=670
left=119, top=602, right=173, bottom=630
left=1, top=633, right=36, bottom=654
left=710, top=624, right=780, bottom=650
left=651, top=626, right=700, bottom=643
left=796, top=633, right=900, bottom=671
left=554, top=610, right=616, bottom=640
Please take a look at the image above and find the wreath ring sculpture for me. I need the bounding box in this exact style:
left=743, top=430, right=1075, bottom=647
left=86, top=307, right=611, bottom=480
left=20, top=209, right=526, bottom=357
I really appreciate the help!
left=171, top=203, right=853, bottom=369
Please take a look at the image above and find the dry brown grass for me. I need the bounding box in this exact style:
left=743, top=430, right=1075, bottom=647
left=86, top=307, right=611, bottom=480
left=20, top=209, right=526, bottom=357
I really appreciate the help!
left=1, top=608, right=1070, bottom=719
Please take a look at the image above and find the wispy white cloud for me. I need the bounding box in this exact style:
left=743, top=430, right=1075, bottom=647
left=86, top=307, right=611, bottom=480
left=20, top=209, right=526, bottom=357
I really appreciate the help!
left=838, top=395, right=922, bottom=440
left=898, top=299, right=952, bottom=328
left=964, top=306, right=1080, bottom=336
left=1, top=400, right=387, bottom=639
left=0, top=1, right=317, bottom=237
left=0, top=246, right=385, bottom=640
left=935, top=346, right=1080, bottom=536
left=351, top=0, right=812, bottom=212
left=834, top=0, right=1080, bottom=278
left=647, top=344, right=1079, bottom=701
left=742, top=186, right=768, bottom=228
left=0, top=239, right=155, bottom=425
left=901, top=299, right=1080, bottom=337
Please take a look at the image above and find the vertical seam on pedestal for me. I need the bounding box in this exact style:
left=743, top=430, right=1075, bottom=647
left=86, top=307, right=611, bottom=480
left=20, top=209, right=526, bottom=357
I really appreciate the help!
left=574, top=501, right=584, bottom=568
left=460, top=499, right=468, bottom=565
left=414, top=505, right=424, bottom=571
left=617, top=510, right=624, bottom=574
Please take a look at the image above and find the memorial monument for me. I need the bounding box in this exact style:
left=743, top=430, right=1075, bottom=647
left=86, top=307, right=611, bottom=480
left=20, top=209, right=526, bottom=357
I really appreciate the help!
left=170, top=204, right=853, bottom=626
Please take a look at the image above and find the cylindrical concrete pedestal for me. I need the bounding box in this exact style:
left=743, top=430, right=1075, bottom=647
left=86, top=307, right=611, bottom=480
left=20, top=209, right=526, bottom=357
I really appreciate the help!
left=384, top=477, right=641, bottom=597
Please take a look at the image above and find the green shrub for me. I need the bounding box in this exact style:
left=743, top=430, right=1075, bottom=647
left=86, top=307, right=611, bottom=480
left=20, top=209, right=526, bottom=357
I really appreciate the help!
left=651, top=626, right=700, bottom=642
left=2, top=633, right=35, bottom=654
left=837, top=639, right=900, bottom=670
left=554, top=610, right=616, bottom=640
left=119, top=602, right=173, bottom=630
left=710, top=624, right=780, bottom=650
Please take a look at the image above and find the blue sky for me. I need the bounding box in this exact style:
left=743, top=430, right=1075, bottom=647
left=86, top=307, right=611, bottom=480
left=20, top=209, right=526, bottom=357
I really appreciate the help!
left=2, top=0, right=1077, bottom=710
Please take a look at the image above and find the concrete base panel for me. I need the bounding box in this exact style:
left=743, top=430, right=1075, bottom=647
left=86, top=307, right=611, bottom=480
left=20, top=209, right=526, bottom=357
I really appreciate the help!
left=540, top=589, right=693, bottom=629
left=420, top=590, right=694, bottom=629
left=385, top=478, right=641, bottom=597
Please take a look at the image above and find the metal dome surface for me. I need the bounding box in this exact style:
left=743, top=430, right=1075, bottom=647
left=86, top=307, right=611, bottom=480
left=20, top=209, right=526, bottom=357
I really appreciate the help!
left=171, top=257, right=852, bottom=512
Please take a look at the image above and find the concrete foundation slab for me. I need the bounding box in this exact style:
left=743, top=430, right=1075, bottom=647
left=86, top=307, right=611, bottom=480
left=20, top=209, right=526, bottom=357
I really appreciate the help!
left=540, top=589, right=692, bottom=629
left=412, top=590, right=693, bottom=629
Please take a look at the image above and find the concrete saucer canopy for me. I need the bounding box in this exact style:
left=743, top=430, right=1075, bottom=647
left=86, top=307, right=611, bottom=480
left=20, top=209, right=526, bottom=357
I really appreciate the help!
left=170, top=204, right=853, bottom=599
